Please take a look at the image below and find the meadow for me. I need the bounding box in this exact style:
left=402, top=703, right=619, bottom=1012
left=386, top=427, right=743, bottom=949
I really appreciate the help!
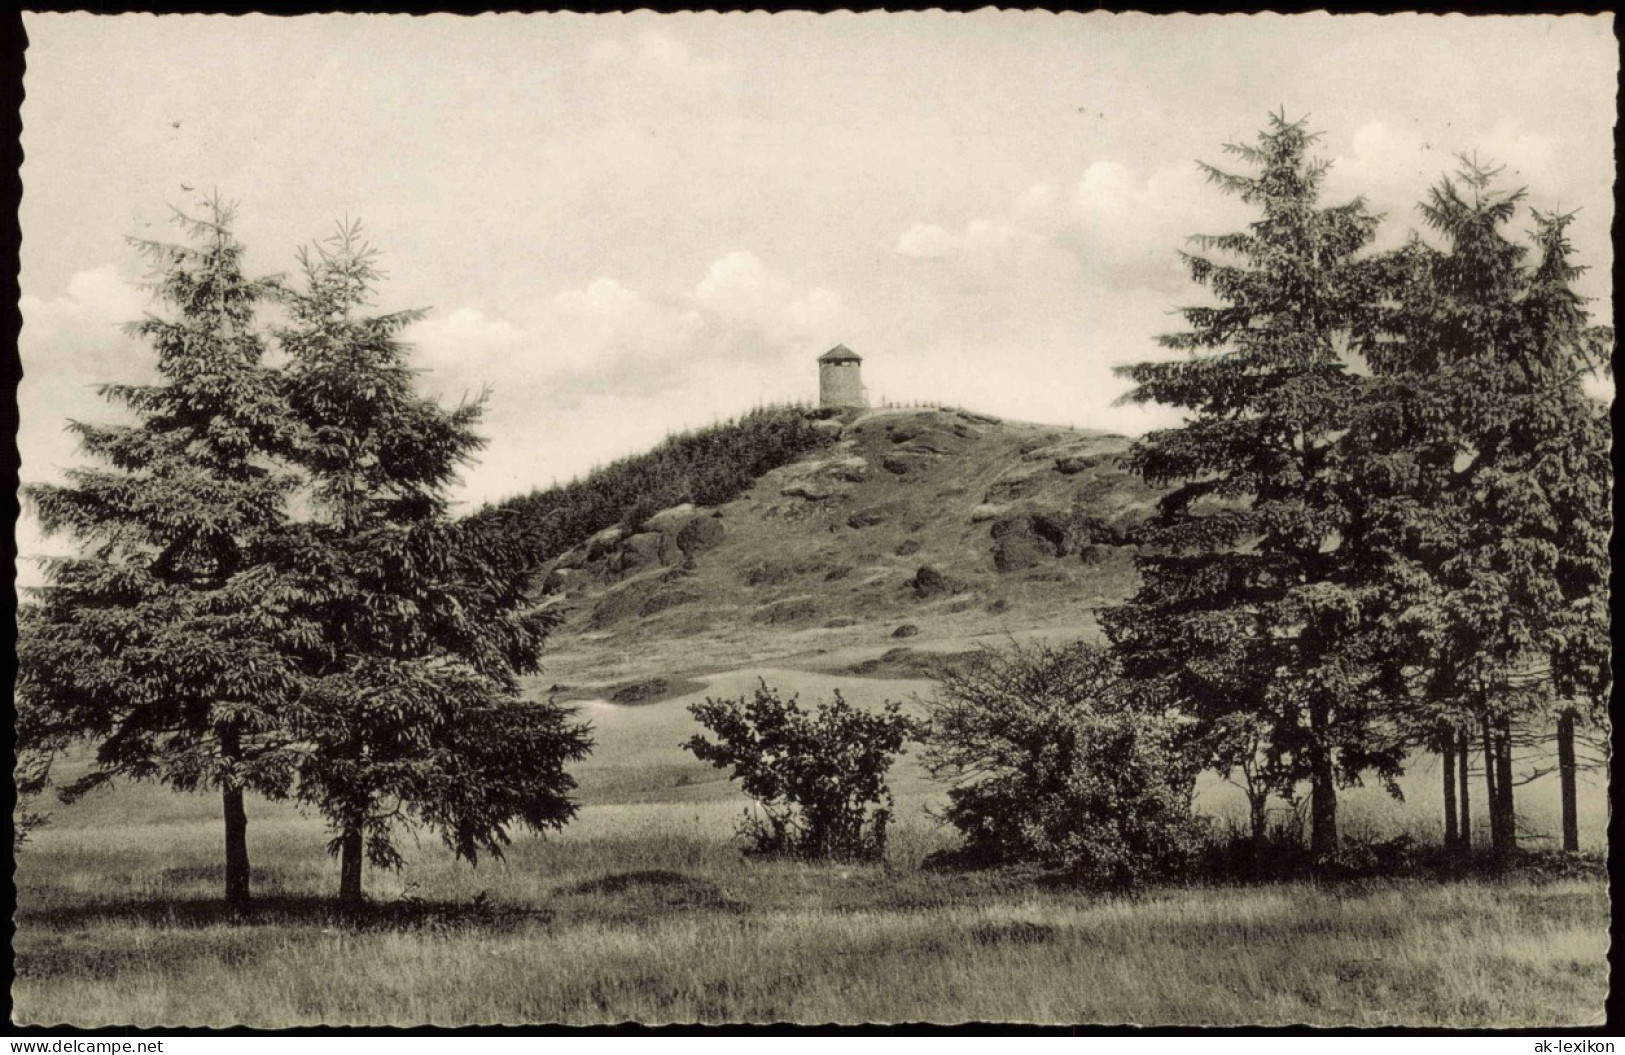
left=12, top=665, right=1611, bottom=1027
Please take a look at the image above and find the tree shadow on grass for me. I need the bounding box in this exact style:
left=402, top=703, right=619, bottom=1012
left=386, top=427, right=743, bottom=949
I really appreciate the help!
left=16, top=927, right=269, bottom=980
left=19, top=892, right=554, bottom=935
left=1191, top=840, right=1609, bottom=888
left=22, top=872, right=751, bottom=939
left=921, top=837, right=1608, bottom=894
left=556, top=869, right=748, bottom=924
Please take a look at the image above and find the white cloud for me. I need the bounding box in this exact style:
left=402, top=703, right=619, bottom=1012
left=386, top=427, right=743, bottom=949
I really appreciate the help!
left=18, top=265, right=153, bottom=482
left=894, top=223, right=956, bottom=261
left=1327, top=120, right=1452, bottom=221
left=894, top=219, right=1043, bottom=269
left=695, top=249, right=782, bottom=312
left=553, top=276, right=644, bottom=318
left=412, top=305, right=524, bottom=351
left=1337, top=119, right=1563, bottom=198
left=17, top=266, right=156, bottom=588
left=899, top=115, right=1595, bottom=301
left=693, top=249, right=845, bottom=347
left=399, top=251, right=848, bottom=505
left=19, top=265, right=149, bottom=374
left=1073, top=161, right=1142, bottom=219
left=408, top=250, right=847, bottom=413
left=1012, top=182, right=1058, bottom=221
left=1062, top=161, right=1234, bottom=290
left=1330, top=118, right=1569, bottom=222
left=785, top=287, right=843, bottom=332
left=896, top=160, right=1236, bottom=294
left=1478, top=123, right=1561, bottom=188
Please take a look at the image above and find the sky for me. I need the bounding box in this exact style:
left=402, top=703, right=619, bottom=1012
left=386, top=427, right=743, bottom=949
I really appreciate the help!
left=15, top=12, right=1617, bottom=581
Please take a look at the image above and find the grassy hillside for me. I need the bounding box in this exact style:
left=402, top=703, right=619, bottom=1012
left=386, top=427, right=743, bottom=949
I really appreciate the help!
left=531, top=406, right=1163, bottom=692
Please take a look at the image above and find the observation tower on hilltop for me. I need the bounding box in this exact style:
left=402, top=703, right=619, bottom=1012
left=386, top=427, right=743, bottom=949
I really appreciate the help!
left=817, top=344, right=867, bottom=409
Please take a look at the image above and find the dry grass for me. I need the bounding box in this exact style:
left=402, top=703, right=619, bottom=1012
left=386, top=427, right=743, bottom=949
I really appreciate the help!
left=13, top=773, right=1610, bottom=1028
left=14, top=661, right=1610, bottom=1027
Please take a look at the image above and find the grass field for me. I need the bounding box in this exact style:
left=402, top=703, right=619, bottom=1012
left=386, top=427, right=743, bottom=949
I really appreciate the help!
left=12, top=665, right=1611, bottom=1027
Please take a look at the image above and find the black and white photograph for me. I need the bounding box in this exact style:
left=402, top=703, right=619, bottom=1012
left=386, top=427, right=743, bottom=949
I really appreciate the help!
left=8, top=10, right=1614, bottom=1029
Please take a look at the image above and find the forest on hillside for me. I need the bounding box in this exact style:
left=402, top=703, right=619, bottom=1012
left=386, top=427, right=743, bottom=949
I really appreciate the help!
left=465, top=407, right=839, bottom=571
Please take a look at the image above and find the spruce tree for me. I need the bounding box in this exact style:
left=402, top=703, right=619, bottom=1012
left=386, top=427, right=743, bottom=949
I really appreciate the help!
left=1355, top=163, right=1611, bottom=859
left=272, top=222, right=592, bottom=901
left=1526, top=212, right=1611, bottom=854
left=17, top=197, right=299, bottom=910
left=1101, top=113, right=1400, bottom=860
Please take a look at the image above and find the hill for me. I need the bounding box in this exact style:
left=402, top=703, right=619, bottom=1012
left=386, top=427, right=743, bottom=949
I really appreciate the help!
left=511, top=405, right=1166, bottom=694
left=510, top=403, right=1607, bottom=853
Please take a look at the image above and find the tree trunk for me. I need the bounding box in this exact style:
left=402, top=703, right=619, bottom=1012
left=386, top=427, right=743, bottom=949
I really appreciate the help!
left=1494, top=717, right=1516, bottom=857
left=1456, top=733, right=1471, bottom=850
left=1442, top=729, right=1459, bottom=850
left=1248, top=787, right=1269, bottom=845
left=1557, top=708, right=1579, bottom=852
left=219, top=722, right=251, bottom=912
left=339, top=824, right=365, bottom=903
left=1308, top=700, right=1338, bottom=858
left=1482, top=719, right=1502, bottom=857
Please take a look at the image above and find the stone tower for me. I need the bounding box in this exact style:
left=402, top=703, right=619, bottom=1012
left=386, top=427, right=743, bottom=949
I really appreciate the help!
left=818, top=344, right=866, bottom=408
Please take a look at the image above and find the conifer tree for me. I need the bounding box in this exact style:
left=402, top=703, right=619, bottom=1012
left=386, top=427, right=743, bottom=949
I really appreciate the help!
left=1355, top=162, right=1611, bottom=859
left=272, top=222, right=592, bottom=901
left=1525, top=212, right=1611, bottom=854
left=1102, top=113, right=1400, bottom=860
left=17, top=197, right=299, bottom=910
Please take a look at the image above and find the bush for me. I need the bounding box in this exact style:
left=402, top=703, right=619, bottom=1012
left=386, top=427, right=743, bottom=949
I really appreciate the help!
left=1193, top=809, right=1315, bottom=882
left=923, top=641, right=1205, bottom=887
left=684, top=681, right=919, bottom=862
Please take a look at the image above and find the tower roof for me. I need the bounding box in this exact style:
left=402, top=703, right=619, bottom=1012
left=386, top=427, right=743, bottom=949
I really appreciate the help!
left=818, top=344, right=862, bottom=363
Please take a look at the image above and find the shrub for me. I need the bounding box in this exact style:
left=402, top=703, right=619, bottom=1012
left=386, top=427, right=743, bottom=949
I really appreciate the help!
left=923, top=641, right=1205, bottom=887
left=1194, top=809, right=1315, bottom=883
left=684, top=681, right=919, bottom=862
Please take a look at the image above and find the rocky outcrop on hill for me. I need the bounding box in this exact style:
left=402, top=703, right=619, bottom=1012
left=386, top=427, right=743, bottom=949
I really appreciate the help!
left=544, top=506, right=727, bottom=594
left=989, top=512, right=1072, bottom=572
left=763, top=446, right=873, bottom=505
left=907, top=564, right=965, bottom=600
left=528, top=407, right=1165, bottom=646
